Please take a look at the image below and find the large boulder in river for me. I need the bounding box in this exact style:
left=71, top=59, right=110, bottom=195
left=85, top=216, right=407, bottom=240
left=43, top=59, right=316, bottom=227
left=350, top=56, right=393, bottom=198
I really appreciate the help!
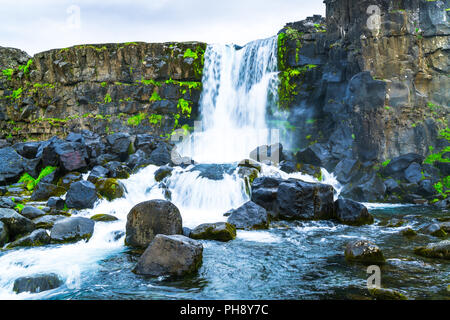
left=6, top=229, right=51, bottom=249
left=133, top=234, right=203, bottom=277
left=50, top=217, right=95, bottom=243
left=0, top=147, right=25, bottom=185
left=125, top=200, right=182, bottom=249
left=65, top=180, right=98, bottom=209
left=0, top=208, right=35, bottom=240
left=190, top=222, right=236, bottom=242
left=414, top=240, right=450, bottom=260
left=225, top=201, right=269, bottom=230
left=345, top=240, right=386, bottom=265
left=334, top=199, right=374, bottom=226
left=13, top=273, right=63, bottom=294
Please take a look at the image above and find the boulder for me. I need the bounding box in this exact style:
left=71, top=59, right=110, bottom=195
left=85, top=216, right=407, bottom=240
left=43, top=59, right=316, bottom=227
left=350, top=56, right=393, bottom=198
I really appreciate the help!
left=404, top=162, right=423, bottom=184
left=95, top=178, right=126, bottom=201
left=341, top=174, right=386, bottom=202
left=47, top=197, right=65, bottom=210
left=334, top=159, right=361, bottom=184
left=20, top=206, right=46, bottom=219
left=125, top=200, right=182, bottom=249
left=37, top=138, right=88, bottom=172
left=148, top=143, right=172, bottom=166
left=414, top=240, right=450, bottom=260
left=104, top=161, right=130, bottom=179
left=225, top=201, right=269, bottom=230
left=5, top=229, right=51, bottom=249
left=13, top=273, right=63, bottom=294
left=0, top=221, right=8, bottom=246
left=50, top=217, right=95, bottom=243
left=296, top=143, right=335, bottom=171
left=384, top=179, right=401, bottom=194
left=154, top=166, right=174, bottom=182
left=190, top=222, right=236, bottom=242
left=368, top=288, right=408, bottom=300
left=87, top=165, right=109, bottom=183
left=33, top=215, right=66, bottom=229
left=106, top=133, right=132, bottom=158
left=334, top=199, right=374, bottom=226
left=81, top=130, right=105, bottom=160
left=0, top=208, right=35, bottom=240
left=65, top=180, right=98, bottom=209
left=90, top=214, right=118, bottom=222
left=344, top=240, right=386, bottom=264
left=250, top=177, right=283, bottom=213
left=0, top=147, right=25, bottom=185
left=133, top=234, right=203, bottom=277
left=382, top=153, right=424, bottom=180
left=57, top=172, right=82, bottom=189
left=134, top=134, right=157, bottom=154
left=30, top=183, right=66, bottom=201
left=419, top=223, right=447, bottom=238
left=127, top=149, right=151, bottom=171
left=401, top=228, right=418, bottom=237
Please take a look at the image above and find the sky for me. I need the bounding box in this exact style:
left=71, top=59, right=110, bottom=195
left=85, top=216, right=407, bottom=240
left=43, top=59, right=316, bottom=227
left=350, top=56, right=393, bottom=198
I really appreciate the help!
left=0, top=0, right=325, bottom=56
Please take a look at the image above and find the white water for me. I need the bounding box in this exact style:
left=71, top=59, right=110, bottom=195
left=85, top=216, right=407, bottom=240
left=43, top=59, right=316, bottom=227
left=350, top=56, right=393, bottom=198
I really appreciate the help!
left=0, top=37, right=345, bottom=299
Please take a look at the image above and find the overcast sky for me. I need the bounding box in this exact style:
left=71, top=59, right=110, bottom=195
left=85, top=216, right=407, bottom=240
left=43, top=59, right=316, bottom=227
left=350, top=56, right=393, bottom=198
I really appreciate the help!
left=1, top=0, right=325, bottom=56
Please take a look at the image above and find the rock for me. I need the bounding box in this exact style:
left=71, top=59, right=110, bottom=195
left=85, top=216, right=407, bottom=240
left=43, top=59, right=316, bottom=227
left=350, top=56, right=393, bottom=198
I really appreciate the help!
left=38, top=138, right=88, bottom=172
left=134, top=134, right=157, bottom=154
left=419, top=223, right=447, bottom=238
left=250, top=177, right=282, bottom=213
left=341, top=174, right=386, bottom=202
left=15, top=142, right=40, bottom=159
left=47, top=197, right=65, bottom=210
left=334, top=158, right=360, bottom=184
left=148, top=143, right=172, bottom=166
left=0, top=208, right=35, bottom=240
left=104, top=161, right=130, bottom=179
left=225, top=201, right=269, bottom=230
left=5, top=229, right=51, bottom=249
left=133, top=234, right=203, bottom=277
left=237, top=159, right=262, bottom=172
left=127, top=149, right=150, bottom=171
left=57, top=172, right=82, bottom=189
left=414, top=240, right=450, bottom=260
left=30, top=183, right=66, bottom=201
left=154, top=166, right=174, bottom=182
left=382, top=153, right=424, bottom=180
left=296, top=143, right=335, bottom=171
left=90, top=214, right=118, bottom=222
left=50, top=217, right=95, bottom=243
left=87, top=165, right=109, bottom=183
left=81, top=130, right=105, bottom=159
left=182, top=227, right=192, bottom=237
left=344, top=240, right=386, bottom=265
left=125, top=199, right=182, bottom=249
left=0, top=147, right=25, bottom=185
left=0, top=221, right=8, bottom=246
left=190, top=222, right=236, bottom=242
left=418, top=179, right=436, bottom=197
left=20, top=206, right=46, bottom=219
left=440, top=222, right=450, bottom=233
left=13, top=273, right=63, bottom=294
left=65, top=180, right=98, bottom=209
left=106, top=133, right=132, bottom=158
left=33, top=215, right=65, bottom=229
left=404, top=162, right=423, bottom=184
left=401, top=228, right=417, bottom=237
left=95, top=178, right=126, bottom=201
left=0, top=197, right=16, bottom=209
left=334, top=199, right=374, bottom=226
left=368, top=288, right=408, bottom=300
left=384, top=179, right=401, bottom=194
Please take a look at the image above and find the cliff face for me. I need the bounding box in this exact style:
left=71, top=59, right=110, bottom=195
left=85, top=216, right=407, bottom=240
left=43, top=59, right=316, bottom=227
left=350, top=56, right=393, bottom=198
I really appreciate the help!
left=277, top=0, right=449, bottom=165
left=0, top=42, right=206, bottom=142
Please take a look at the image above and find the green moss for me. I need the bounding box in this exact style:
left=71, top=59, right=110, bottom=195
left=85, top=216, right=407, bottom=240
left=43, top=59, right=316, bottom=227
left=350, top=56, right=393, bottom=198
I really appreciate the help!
left=149, top=91, right=162, bottom=102
left=95, top=178, right=125, bottom=201
left=127, top=113, right=147, bottom=126
left=177, top=98, right=192, bottom=117
left=183, top=48, right=198, bottom=59
left=104, top=93, right=112, bottom=103
left=2, top=68, right=13, bottom=80
left=17, top=166, right=57, bottom=191
left=149, top=114, right=163, bottom=125
left=139, top=78, right=161, bottom=86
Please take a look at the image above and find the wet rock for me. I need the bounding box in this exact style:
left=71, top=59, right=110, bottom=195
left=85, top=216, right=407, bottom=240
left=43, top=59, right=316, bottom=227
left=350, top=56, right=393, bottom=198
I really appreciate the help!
left=334, top=199, right=374, bottom=226
left=50, top=217, right=95, bottom=243
left=148, top=143, right=172, bottom=166
left=90, top=214, right=118, bottom=222
left=5, top=229, right=50, bottom=249
left=32, top=215, right=65, bottom=229
left=127, top=149, right=150, bottom=171
left=14, top=141, right=40, bottom=159
left=251, top=177, right=282, bottom=213
left=81, top=130, right=105, bottom=160
left=401, top=228, right=417, bottom=237
left=334, top=159, right=361, bottom=184
left=418, top=179, right=436, bottom=197
left=154, top=165, right=173, bottom=182
left=384, top=179, right=401, bottom=194
left=419, top=223, right=447, bottom=238
left=95, top=178, right=126, bottom=201
left=296, top=143, right=335, bottom=171
left=383, top=218, right=405, bottom=228
left=133, top=234, right=203, bottom=277
left=341, top=174, right=386, bottom=202
left=238, top=159, right=262, bottom=172
left=87, top=165, right=109, bottom=183
left=382, top=153, right=424, bottom=181
left=13, top=273, right=63, bottom=294
left=106, top=133, right=132, bottom=159
left=104, top=161, right=130, bottom=179
left=37, top=137, right=88, bottom=172
left=95, top=153, right=120, bottom=166
left=0, top=197, right=17, bottom=209
left=344, top=240, right=385, bottom=265
left=57, top=172, right=82, bottom=189
left=30, top=183, right=66, bottom=201
left=182, top=227, right=192, bottom=237
left=125, top=199, right=182, bottom=249
left=368, top=288, right=408, bottom=300
left=190, top=222, right=236, bottom=242
left=134, top=134, right=157, bottom=155
left=20, top=206, right=46, bottom=219
left=0, top=147, right=25, bottom=185
left=47, top=197, right=65, bottom=210
left=404, top=162, right=423, bottom=184
left=225, top=201, right=269, bottom=230
left=0, top=208, right=35, bottom=240
left=65, top=180, right=98, bottom=209
left=414, top=240, right=450, bottom=260
left=0, top=221, right=8, bottom=246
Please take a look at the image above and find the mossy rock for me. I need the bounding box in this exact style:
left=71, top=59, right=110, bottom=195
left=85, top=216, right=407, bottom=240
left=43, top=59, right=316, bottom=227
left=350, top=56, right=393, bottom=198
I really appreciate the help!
left=5, top=229, right=50, bottom=249
left=154, top=166, right=173, bottom=182
left=57, top=172, right=82, bottom=189
left=345, top=240, right=386, bottom=265
left=30, top=183, right=66, bottom=201
left=95, top=178, right=125, bottom=201
left=368, top=288, right=408, bottom=300
left=401, top=228, right=418, bottom=237
left=414, top=240, right=450, bottom=260
left=190, top=222, right=236, bottom=242
left=90, top=214, right=118, bottom=222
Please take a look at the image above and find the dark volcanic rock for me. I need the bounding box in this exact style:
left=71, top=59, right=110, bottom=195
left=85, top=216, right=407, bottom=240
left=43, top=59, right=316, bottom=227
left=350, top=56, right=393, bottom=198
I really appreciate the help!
left=225, top=201, right=269, bottom=230
left=47, top=197, right=65, bottom=210
left=50, top=217, right=95, bottom=243
left=125, top=200, right=182, bottom=249
left=0, top=147, right=25, bottom=185
left=106, top=133, right=132, bottom=159
left=95, top=178, right=126, bottom=201
left=344, top=240, right=385, bottom=265
left=6, top=229, right=51, bottom=249
left=58, top=172, right=82, bottom=189
left=382, top=154, right=424, bottom=181
left=148, top=143, right=172, bottom=166
left=104, top=161, right=130, bottom=179
left=65, top=180, right=98, bottom=209
left=133, top=234, right=203, bottom=277
left=334, top=199, right=374, bottom=226
left=0, top=221, right=8, bottom=246
left=190, top=222, right=236, bottom=242
left=33, top=215, right=65, bottom=229
left=30, top=183, right=66, bottom=201
left=250, top=177, right=282, bottom=213
left=13, top=273, right=63, bottom=293
left=20, top=206, right=46, bottom=219
left=0, top=208, right=35, bottom=240
left=87, top=165, right=109, bottom=183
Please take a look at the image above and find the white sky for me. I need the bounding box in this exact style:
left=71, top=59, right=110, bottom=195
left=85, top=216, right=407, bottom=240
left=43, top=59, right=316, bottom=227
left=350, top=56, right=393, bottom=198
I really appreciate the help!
left=0, top=0, right=325, bottom=56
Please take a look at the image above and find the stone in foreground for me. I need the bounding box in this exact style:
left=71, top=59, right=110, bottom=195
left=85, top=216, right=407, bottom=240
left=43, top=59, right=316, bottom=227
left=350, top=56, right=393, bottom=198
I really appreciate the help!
left=414, top=240, right=450, bottom=260
left=125, top=199, right=182, bottom=249
left=65, top=180, right=98, bottom=209
left=225, top=201, right=269, bottom=230
left=0, top=208, right=35, bottom=240
left=50, top=217, right=95, bottom=243
left=6, top=229, right=50, bottom=249
left=133, top=234, right=203, bottom=277
left=190, top=222, right=236, bottom=242
left=13, top=273, right=63, bottom=294
left=334, top=198, right=374, bottom=226
left=368, top=288, right=408, bottom=300
left=345, top=240, right=385, bottom=265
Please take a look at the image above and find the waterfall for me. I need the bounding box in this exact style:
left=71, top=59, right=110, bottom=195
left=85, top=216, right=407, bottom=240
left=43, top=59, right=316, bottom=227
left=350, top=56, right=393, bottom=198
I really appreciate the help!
left=177, top=37, right=279, bottom=163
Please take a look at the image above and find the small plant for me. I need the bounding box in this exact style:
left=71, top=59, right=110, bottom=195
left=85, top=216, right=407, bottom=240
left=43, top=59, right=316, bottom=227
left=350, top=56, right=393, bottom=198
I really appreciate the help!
left=177, top=98, right=192, bottom=116
left=183, top=48, right=198, bottom=59
left=18, top=59, right=33, bottom=75
left=104, top=93, right=112, bottom=103
left=127, top=113, right=147, bottom=126
left=149, top=91, right=162, bottom=102
left=2, top=68, right=13, bottom=80
left=382, top=159, right=391, bottom=167
left=18, top=166, right=57, bottom=191
left=149, top=114, right=163, bottom=125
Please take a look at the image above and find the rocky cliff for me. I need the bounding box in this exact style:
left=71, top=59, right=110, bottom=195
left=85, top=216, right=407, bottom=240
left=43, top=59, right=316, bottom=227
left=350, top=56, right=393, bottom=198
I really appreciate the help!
left=0, top=42, right=206, bottom=142
left=276, top=0, right=449, bottom=203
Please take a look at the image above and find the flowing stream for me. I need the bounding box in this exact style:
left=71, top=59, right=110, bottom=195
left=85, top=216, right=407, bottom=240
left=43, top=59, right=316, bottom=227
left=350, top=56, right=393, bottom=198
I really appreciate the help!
left=0, top=38, right=448, bottom=300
